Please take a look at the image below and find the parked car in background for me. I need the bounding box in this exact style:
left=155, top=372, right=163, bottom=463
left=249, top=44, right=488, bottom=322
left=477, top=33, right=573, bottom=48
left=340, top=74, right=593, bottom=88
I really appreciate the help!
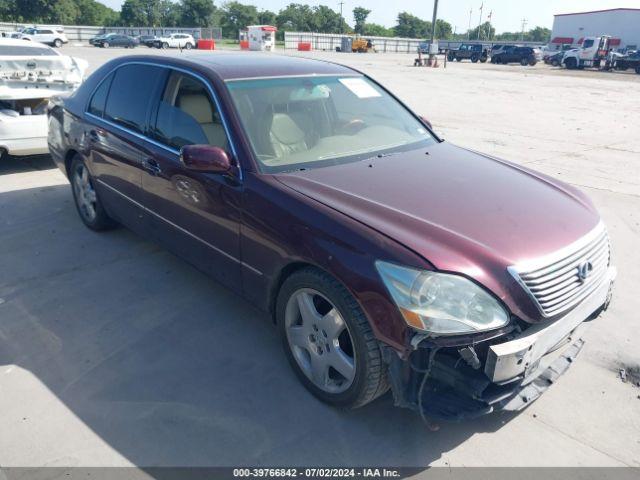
left=490, top=44, right=517, bottom=60
left=492, top=46, right=540, bottom=66
left=136, top=35, right=160, bottom=48
left=48, top=54, right=615, bottom=422
left=89, top=33, right=108, bottom=46
left=154, top=33, right=196, bottom=49
left=447, top=43, right=489, bottom=63
left=94, top=34, right=138, bottom=48
left=0, top=38, right=87, bottom=159
left=613, top=50, right=640, bottom=73
left=13, top=26, right=68, bottom=47
left=544, top=51, right=564, bottom=67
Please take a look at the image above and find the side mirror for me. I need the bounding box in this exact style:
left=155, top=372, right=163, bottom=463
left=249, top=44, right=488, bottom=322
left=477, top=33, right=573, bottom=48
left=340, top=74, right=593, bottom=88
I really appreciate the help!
left=180, top=144, right=231, bottom=174
left=419, top=115, right=433, bottom=130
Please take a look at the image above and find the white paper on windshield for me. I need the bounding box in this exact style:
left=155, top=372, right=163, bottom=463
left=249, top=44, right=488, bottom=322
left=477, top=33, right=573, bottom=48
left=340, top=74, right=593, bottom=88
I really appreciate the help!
left=338, top=78, right=381, bottom=98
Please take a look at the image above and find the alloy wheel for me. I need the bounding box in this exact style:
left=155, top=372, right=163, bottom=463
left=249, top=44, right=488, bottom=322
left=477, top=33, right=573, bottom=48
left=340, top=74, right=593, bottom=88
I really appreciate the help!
left=284, top=288, right=356, bottom=394
left=73, top=164, right=97, bottom=223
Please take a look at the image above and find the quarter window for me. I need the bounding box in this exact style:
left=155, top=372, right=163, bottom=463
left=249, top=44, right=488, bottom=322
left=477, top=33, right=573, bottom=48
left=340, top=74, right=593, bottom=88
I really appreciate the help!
left=104, top=64, right=164, bottom=134
left=152, top=71, right=229, bottom=151
left=88, top=73, right=114, bottom=117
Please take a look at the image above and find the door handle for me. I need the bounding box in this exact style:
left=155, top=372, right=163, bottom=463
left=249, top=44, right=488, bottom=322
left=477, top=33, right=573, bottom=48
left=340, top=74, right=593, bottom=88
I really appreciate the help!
left=142, top=158, right=162, bottom=175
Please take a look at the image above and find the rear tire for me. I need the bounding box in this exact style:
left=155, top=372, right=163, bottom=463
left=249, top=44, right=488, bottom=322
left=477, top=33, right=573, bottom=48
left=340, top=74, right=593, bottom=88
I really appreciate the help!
left=551, top=59, right=560, bottom=67
left=447, top=53, right=454, bottom=61
left=185, top=42, right=193, bottom=50
left=471, top=54, right=479, bottom=63
left=102, top=41, right=109, bottom=48
left=53, top=38, right=62, bottom=48
left=276, top=267, right=389, bottom=409
left=69, top=155, right=116, bottom=231
left=162, top=42, right=169, bottom=49
left=520, top=57, right=528, bottom=66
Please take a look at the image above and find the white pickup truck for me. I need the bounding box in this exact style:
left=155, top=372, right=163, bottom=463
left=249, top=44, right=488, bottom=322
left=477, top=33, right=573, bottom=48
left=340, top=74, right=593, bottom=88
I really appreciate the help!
left=0, top=39, right=87, bottom=159
left=155, top=33, right=196, bottom=50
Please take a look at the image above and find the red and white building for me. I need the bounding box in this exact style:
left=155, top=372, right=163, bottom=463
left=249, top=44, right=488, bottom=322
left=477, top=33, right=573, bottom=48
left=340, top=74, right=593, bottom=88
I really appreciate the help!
left=549, top=8, right=640, bottom=51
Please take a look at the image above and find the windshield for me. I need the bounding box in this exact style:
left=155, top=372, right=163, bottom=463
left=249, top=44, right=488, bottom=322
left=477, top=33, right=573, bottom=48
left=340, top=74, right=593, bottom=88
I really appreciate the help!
left=227, top=75, right=436, bottom=173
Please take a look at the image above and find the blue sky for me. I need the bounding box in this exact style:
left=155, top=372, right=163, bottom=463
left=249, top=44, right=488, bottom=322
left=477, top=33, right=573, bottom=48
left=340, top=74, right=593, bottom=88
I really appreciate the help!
left=99, top=0, right=640, bottom=33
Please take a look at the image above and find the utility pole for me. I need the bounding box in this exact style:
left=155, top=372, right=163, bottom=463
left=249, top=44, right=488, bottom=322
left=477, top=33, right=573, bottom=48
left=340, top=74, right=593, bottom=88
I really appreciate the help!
left=520, top=18, right=527, bottom=41
left=477, top=3, right=484, bottom=40
left=428, top=0, right=439, bottom=63
left=338, top=1, right=345, bottom=34
left=487, top=10, right=492, bottom=41
left=467, top=8, right=472, bottom=39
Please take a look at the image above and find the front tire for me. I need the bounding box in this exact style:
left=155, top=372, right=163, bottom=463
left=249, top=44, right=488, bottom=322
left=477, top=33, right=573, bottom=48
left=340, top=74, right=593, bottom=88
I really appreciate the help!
left=185, top=42, right=193, bottom=50
left=70, top=155, right=116, bottom=231
left=277, top=268, right=389, bottom=408
left=162, top=42, right=169, bottom=49
left=102, top=41, right=109, bottom=48
left=471, top=54, right=479, bottom=63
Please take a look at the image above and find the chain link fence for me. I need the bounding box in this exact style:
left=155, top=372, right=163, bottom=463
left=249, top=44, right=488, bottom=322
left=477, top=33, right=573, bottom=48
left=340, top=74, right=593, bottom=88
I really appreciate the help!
left=284, top=31, right=545, bottom=54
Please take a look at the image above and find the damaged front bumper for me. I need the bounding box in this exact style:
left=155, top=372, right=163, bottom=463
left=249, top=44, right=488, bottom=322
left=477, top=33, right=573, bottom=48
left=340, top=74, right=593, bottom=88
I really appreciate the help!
left=385, top=266, right=616, bottom=421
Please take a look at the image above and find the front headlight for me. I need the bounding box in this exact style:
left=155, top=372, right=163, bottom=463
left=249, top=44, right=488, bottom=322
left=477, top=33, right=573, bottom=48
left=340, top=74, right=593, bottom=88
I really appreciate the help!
left=375, top=261, right=509, bottom=335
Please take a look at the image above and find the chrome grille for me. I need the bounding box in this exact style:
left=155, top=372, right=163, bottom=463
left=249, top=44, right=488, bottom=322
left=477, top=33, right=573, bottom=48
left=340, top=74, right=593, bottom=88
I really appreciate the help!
left=511, top=224, right=610, bottom=317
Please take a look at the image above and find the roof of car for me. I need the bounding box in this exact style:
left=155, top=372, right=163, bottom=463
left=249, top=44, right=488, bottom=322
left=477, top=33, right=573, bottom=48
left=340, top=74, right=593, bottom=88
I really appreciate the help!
left=134, top=53, right=358, bottom=81
left=0, top=38, right=58, bottom=52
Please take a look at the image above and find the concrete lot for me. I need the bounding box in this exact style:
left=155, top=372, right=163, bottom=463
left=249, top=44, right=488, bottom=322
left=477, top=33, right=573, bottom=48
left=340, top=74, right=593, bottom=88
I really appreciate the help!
left=0, top=45, right=639, bottom=470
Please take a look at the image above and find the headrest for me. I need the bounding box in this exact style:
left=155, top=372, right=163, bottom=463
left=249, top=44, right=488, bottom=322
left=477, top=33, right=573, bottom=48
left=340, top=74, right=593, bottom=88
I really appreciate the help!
left=270, top=113, right=306, bottom=145
left=179, top=94, right=213, bottom=124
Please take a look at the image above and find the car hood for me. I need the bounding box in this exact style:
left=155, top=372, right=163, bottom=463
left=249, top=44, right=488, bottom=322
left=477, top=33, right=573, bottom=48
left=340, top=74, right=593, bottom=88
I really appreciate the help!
left=274, top=142, right=600, bottom=321
left=0, top=55, right=87, bottom=99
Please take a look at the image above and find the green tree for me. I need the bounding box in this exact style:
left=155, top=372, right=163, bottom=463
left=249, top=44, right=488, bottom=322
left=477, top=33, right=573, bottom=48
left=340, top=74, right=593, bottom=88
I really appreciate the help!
left=50, top=0, right=80, bottom=23
left=180, top=0, right=216, bottom=27
left=257, top=9, right=276, bottom=26
left=363, top=23, right=393, bottom=37
left=276, top=3, right=314, bottom=32
left=120, top=0, right=147, bottom=25
left=220, top=1, right=257, bottom=37
left=311, top=5, right=346, bottom=34
left=435, top=19, right=452, bottom=39
left=0, top=0, right=18, bottom=21
left=528, top=26, right=550, bottom=42
left=394, top=12, right=429, bottom=38
left=352, top=6, right=370, bottom=35
left=75, top=0, right=119, bottom=25
left=466, top=21, right=495, bottom=41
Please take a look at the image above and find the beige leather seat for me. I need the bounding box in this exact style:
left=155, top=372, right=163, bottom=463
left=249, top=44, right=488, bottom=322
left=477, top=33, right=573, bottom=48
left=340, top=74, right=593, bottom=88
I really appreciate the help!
left=269, top=113, right=310, bottom=158
left=178, top=94, right=228, bottom=149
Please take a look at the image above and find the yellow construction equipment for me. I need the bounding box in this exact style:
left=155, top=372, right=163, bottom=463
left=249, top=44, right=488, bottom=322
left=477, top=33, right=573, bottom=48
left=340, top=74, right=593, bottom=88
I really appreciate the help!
left=352, top=37, right=375, bottom=53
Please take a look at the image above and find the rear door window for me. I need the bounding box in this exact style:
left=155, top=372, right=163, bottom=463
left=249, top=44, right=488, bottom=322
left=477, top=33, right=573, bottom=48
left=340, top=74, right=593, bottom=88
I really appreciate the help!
left=104, top=64, right=165, bottom=134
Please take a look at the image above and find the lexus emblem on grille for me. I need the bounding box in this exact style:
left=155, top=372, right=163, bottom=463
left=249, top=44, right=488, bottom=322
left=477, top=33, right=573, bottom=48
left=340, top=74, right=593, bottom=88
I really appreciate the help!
left=577, top=261, right=594, bottom=282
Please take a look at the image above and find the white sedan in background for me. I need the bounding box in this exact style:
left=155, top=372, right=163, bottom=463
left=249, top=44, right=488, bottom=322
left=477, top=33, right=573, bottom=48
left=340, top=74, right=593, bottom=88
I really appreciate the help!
left=155, top=33, right=196, bottom=50
left=0, top=39, right=87, bottom=159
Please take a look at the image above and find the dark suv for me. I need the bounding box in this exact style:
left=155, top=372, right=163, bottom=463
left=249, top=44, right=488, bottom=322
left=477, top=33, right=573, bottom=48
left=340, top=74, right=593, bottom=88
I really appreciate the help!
left=491, top=46, right=540, bottom=66
left=447, top=43, right=489, bottom=63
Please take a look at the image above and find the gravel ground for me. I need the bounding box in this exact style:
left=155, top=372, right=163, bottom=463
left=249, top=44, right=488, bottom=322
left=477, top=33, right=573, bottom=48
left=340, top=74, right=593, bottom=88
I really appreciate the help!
left=0, top=45, right=638, bottom=471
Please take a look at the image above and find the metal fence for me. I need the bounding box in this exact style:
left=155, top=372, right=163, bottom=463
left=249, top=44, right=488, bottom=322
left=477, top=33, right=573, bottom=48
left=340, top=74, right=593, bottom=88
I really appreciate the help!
left=0, top=23, right=222, bottom=42
left=284, top=31, right=545, bottom=53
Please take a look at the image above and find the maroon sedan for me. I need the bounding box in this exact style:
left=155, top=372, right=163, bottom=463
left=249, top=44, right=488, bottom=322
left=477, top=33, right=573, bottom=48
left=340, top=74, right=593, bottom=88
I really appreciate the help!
left=47, top=54, right=616, bottom=421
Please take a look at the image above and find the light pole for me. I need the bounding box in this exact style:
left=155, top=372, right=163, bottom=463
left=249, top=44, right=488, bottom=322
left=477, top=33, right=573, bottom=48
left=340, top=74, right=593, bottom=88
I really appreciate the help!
left=520, top=18, right=527, bottom=41
left=467, top=7, right=472, bottom=39
left=339, top=1, right=345, bottom=34
left=477, top=2, right=483, bottom=40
